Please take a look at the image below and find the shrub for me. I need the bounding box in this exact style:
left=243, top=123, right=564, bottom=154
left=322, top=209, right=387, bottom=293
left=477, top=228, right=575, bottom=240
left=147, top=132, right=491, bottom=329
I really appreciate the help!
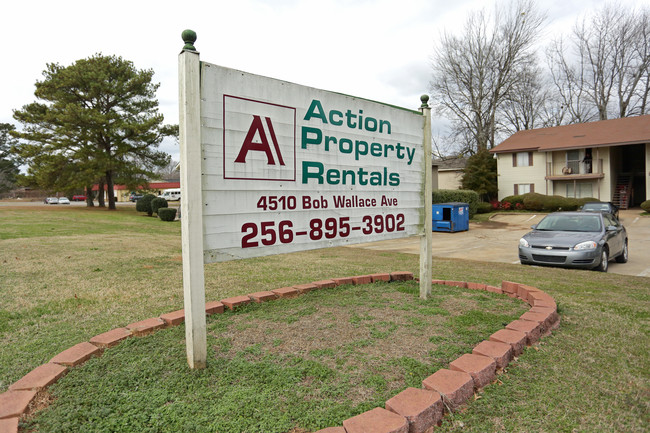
left=501, top=194, right=525, bottom=206
left=151, top=197, right=168, bottom=215
left=158, top=208, right=177, bottom=221
left=432, top=189, right=480, bottom=218
left=476, top=202, right=493, bottom=214
left=135, top=194, right=157, bottom=216
left=641, top=200, right=650, bottom=213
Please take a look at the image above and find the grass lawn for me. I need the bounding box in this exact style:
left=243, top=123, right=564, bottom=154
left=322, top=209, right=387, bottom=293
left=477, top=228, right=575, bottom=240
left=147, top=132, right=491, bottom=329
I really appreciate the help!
left=0, top=205, right=648, bottom=432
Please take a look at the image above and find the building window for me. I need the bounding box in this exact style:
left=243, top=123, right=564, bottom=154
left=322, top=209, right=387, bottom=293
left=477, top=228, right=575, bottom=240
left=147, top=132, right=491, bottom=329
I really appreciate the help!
left=513, top=152, right=533, bottom=167
left=566, top=150, right=581, bottom=174
left=566, top=182, right=593, bottom=198
left=514, top=184, right=534, bottom=195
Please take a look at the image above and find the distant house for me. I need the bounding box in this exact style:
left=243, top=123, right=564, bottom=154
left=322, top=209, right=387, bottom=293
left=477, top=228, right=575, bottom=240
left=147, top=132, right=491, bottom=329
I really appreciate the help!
left=92, top=181, right=180, bottom=202
left=431, top=157, right=467, bottom=191
left=490, top=116, right=650, bottom=208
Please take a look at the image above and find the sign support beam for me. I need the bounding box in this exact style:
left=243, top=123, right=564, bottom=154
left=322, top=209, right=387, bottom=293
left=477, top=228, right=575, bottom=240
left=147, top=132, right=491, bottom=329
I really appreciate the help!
left=419, top=95, right=433, bottom=299
left=178, top=30, right=207, bottom=369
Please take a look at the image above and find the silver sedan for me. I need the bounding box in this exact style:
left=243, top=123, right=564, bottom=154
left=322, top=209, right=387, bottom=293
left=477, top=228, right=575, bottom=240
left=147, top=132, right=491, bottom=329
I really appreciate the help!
left=518, top=212, right=628, bottom=272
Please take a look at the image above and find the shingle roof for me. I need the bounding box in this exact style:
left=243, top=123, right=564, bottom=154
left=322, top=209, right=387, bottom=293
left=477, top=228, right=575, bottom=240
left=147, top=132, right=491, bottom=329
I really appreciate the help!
left=490, top=115, right=650, bottom=154
left=432, top=156, right=467, bottom=170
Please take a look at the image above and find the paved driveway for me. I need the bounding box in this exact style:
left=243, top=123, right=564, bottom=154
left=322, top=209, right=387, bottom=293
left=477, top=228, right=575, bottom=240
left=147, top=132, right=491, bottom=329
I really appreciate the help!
left=350, top=209, right=650, bottom=277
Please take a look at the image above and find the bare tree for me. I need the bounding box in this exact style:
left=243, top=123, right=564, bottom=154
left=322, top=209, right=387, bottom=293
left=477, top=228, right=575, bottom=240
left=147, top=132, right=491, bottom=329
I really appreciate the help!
left=547, top=3, right=650, bottom=121
left=430, top=0, right=545, bottom=153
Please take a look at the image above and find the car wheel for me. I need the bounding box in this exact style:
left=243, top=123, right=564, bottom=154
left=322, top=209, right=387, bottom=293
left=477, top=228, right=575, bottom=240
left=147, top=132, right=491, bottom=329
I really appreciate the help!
left=615, top=240, right=628, bottom=263
left=594, top=248, right=609, bottom=272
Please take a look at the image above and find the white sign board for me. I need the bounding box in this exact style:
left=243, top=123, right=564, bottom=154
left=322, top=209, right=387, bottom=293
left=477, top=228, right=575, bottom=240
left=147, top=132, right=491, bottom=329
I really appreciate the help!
left=199, top=63, right=425, bottom=263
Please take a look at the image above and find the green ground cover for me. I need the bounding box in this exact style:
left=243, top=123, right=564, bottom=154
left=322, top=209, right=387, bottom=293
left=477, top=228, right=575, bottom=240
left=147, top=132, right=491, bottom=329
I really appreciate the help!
left=0, top=206, right=648, bottom=432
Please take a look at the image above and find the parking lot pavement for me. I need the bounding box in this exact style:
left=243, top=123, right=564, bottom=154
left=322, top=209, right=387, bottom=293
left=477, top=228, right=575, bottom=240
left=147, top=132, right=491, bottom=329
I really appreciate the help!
left=349, top=209, right=650, bottom=277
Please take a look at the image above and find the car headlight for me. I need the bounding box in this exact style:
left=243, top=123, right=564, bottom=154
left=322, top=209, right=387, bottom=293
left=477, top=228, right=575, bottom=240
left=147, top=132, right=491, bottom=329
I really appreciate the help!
left=519, top=238, right=529, bottom=248
left=574, top=241, right=597, bottom=250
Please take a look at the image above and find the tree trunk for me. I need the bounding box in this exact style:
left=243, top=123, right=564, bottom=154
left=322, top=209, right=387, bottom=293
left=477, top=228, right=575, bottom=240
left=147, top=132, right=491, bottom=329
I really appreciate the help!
left=97, top=179, right=105, bottom=207
left=106, top=170, right=116, bottom=210
left=85, top=185, right=94, bottom=207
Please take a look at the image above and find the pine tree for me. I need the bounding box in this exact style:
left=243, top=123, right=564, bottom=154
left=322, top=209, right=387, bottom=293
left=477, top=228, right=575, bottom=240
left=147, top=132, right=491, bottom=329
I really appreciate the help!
left=12, top=54, right=175, bottom=209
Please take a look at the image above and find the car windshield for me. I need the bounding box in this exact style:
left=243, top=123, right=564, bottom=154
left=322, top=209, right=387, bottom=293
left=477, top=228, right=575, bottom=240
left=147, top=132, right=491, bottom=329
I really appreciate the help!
left=583, top=203, right=610, bottom=212
left=536, top=214, right=602, bottom=232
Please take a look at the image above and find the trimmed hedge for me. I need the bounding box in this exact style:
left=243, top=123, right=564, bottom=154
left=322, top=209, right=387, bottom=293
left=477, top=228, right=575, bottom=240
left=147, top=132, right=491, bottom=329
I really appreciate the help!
left=158, top=208, right=177, bottom=221
left=476, top=202, right=493, bottom=214
left=641, top=200, right=650, bottom=213
left=151, top=197, right=168, bottom=215
left=432, top=189, right=480, bottom=218
left=135, top=194, right=157, bottom=216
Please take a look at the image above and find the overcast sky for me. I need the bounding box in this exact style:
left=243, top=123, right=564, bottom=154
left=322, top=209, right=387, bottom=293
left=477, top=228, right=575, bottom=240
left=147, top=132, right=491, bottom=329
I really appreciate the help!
left=2, top=0, right=646, bottom=161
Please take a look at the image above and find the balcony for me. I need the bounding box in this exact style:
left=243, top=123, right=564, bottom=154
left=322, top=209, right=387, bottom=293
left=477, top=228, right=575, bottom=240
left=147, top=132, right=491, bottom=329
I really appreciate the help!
left=545, top=159, right=604, bottom=180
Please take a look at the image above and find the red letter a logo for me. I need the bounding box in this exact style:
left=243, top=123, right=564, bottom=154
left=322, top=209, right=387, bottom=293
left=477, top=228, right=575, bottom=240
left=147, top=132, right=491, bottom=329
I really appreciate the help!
left=234, top=115, right=285, bottom=165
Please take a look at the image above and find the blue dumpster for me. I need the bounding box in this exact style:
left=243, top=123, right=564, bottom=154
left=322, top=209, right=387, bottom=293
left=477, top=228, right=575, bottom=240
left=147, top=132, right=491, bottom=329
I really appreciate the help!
left=432, top=202, right=469, bottom=232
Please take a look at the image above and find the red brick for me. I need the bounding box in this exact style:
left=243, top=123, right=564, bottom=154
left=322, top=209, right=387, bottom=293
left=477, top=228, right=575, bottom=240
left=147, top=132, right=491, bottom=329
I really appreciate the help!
left=371, top=273, right=391, bottom=282
left=486, top=285, right=503, bottom=294
left=0, top=417, right=18, bottom=432
left=0, top=390, right=37, bottom=419
left=160, top=309, right=185, bottom=326
left=312, top=279, right=337, bottom=289
left=517, top=284, right=540, bottom=303
left=386, top=387, right=443, bottom=433
left=220, top=295, right=251, bottom=310
left=205, top=301, right=225, bottom=314
left=506, top=320, right=543, bottom=345
left=390, top=271, right=414, bottom=281
left=444, top=281, right=467, bottom=288
left=532, top=299, right=557, bottom=311
left=422, top=369, right=474, bottom=411
left=248, top=291, right=277, bottom=302
left=314, top=428, right=346, bottom=433
left=343, top=407, right=408, bottom=433
left=501, top=280, right=519, bottom=297
left=450, top=353, right=496, bottom=390
left=50, top=341, right=102, bottom=367
left=89, top=327, right=131, bottom=348
left=9, top=363, right=67, bottom=391
left=431, top=279, right=446, bottom=285
left=272, top=287, right=300, bottom=298
left=528, top=291, right=556, bottom=308
left=331, top=277, right=355, bottom=285
left=466, top=282, right=487, bottom=290
left=520, top=311, right=555, bottom=331
left=472, top=340, right=513, bottom=370
left=126, top=317, right=166, bottom=336
left=529, top=306, right=560, bottom=327
left=293, top=283, right=318, bottom=294
left=351, top=275, right=372, bottom=285
left=489, top=329, right=527, bottom=356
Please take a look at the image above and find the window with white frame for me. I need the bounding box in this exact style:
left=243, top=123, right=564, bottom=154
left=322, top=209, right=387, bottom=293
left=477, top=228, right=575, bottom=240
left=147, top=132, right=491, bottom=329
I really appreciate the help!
left=566, top=150, right=582, bottom=174
left=515, top=184, right=534, bottom=195
left=566, top=182, right=593, bottom=198
left=513, top=152, right=532, bottom=167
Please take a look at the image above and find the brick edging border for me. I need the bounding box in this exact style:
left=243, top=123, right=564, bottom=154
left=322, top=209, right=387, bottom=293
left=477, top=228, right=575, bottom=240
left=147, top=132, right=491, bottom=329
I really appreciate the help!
left=0, top=274, right=559, bottom=433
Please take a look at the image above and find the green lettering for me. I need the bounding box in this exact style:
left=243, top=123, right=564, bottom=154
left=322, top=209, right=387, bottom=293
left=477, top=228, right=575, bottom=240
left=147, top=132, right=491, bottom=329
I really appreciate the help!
left=301, top=126, right=322, bottom=149
left=370, top=142, right=382, bottom=157
left=302, top=161, right=324, bottom=184
left=326, top=169, right=340, bottom=184
left=339, top=138, right=353, bottom=154
left=304, top=100, right=328, bottom=123
left=329, top=110, right=343, bottom=126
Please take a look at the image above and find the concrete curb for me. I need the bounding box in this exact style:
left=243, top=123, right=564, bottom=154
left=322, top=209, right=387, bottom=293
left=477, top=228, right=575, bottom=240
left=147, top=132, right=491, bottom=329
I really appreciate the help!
left=1, top=274, right=559, bottom=433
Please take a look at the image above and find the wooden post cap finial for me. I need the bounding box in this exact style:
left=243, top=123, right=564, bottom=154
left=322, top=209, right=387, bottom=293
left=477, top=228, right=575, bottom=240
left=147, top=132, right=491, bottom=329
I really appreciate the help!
left=181, top=29, right=197, bottom=52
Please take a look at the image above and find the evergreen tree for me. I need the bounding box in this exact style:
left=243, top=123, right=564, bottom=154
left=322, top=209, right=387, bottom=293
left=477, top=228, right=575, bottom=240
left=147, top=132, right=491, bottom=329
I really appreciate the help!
left=12, top=54, right=174, bottom=209
left=461, top=150, right=498, bottom=201
left=0, top=123, right=20, bottom=193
